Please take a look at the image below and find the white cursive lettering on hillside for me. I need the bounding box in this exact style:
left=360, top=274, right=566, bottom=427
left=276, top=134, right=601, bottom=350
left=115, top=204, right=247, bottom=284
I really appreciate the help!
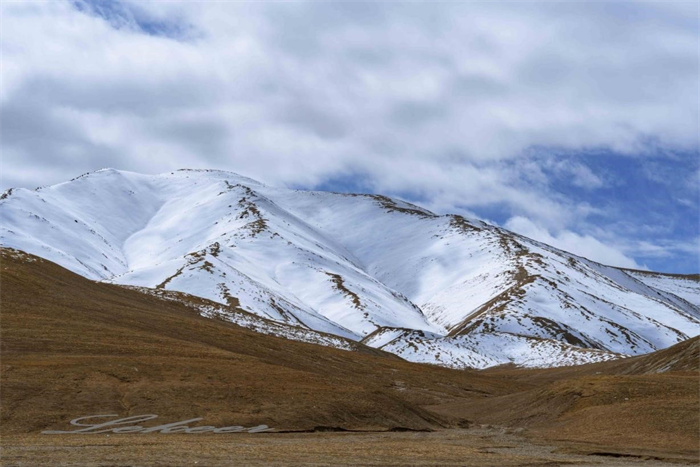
left=41, top=414, right=273, bottom=434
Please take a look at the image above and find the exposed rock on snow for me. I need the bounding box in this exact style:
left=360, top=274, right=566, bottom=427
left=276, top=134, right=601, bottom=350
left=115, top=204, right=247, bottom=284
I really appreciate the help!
left=2, top=168, right=698, bottom=368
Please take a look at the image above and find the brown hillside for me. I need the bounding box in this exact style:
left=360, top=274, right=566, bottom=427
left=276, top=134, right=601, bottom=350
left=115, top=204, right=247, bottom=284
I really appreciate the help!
left=428, top=337, right=700, bottom=459
left=0, top=248, right=512, bottom=434
left=1, top=247, right=698, bottom=464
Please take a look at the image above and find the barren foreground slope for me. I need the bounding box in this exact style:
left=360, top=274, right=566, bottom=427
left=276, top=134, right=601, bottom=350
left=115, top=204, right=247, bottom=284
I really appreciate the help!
left=1, top=248, right=698, bottom=465
left=1, top=248, right=506, bottom=433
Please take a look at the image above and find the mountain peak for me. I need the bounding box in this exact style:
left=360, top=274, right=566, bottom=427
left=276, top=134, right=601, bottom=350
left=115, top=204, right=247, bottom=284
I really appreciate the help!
left=169, top=168, right=267, bottom=186
left=1, top=169, right=698, bottom=369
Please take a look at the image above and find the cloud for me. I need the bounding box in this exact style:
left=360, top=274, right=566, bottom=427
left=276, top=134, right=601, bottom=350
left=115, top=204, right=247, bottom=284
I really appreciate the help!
left=1, top=1, right=697, bottom=271
left=504, top=216, right=641, bottom=269
left=549, top=160, right=604, bottom=190
left=70, top=0, right=196, bottom=40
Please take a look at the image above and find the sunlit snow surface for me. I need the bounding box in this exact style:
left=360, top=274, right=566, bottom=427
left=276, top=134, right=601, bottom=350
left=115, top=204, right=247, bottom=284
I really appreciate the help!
left=2, top=169, right=699, bottom=369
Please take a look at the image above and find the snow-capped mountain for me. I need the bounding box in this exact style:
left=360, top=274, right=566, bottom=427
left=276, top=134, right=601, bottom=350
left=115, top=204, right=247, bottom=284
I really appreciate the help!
left=2, top=168, right=699, bottom=369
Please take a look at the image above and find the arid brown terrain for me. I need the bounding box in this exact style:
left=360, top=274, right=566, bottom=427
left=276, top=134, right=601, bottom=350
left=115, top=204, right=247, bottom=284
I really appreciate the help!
left=1, top=248, right=698, bottom=465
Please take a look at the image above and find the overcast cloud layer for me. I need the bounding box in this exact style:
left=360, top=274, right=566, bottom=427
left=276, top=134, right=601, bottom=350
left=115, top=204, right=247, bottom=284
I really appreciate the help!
left=1, top=1, right=698, bottom=272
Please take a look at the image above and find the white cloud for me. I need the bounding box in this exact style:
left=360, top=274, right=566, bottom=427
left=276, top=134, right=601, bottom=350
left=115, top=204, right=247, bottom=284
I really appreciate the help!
left=504, top=216, right=641, bottom=269
left=1, top=1, right=697, bottom=271
left=546, top=160, right=605, bottom=190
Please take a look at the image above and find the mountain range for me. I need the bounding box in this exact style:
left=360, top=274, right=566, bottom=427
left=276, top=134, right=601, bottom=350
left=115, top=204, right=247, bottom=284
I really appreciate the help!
left=2, top=168, right=698, bottom=368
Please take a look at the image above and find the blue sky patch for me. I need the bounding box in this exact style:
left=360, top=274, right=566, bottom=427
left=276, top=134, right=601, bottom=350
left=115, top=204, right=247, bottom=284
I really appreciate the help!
left=71, top=0, right=194, bottom=41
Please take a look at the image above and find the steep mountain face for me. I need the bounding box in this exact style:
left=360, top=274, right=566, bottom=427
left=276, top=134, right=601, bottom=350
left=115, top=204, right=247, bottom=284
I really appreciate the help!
left=2, top=168, right=699, bottom=368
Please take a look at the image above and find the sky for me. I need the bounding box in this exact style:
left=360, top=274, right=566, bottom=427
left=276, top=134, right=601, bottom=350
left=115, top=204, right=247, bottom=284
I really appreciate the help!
left=1, top=0, right=698, bottom=273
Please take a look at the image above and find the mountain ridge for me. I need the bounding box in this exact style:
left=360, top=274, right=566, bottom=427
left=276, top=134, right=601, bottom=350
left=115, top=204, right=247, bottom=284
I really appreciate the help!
left=1, top=168, right=698, bottom=368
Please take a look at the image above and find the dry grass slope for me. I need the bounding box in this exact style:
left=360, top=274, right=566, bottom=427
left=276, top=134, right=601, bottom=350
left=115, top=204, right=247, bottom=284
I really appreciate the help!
left=1, top=247, right=698, bottom=465
left=429, top=337, right=699, bottom=458
left=0, top=248, right=512, bottom=434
